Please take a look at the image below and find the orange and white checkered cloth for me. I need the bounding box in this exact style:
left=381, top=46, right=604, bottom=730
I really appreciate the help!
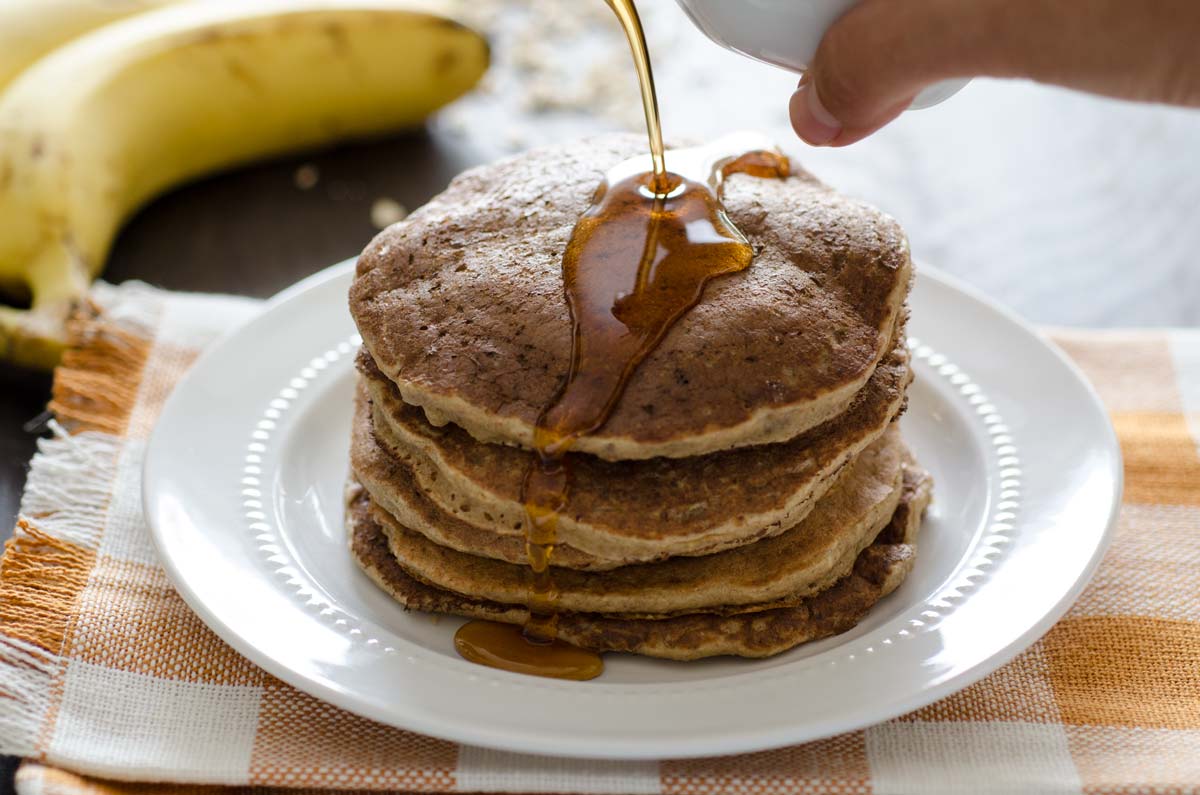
left=1, top=281, right=1197, bottom=795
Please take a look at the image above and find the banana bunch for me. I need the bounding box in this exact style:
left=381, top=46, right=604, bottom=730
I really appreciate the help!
left=0, top=0, right=488, bottom=368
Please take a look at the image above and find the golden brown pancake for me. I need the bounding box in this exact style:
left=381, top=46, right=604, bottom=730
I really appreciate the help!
left=347, top=463, right=932, bottom=660
left=350, top=134, right=912, bottom=461
left=352, top=384, right=615, bottom=570
left=368, top=428, right=904, bottom=617
left=355, top=337, right=912, bottom=563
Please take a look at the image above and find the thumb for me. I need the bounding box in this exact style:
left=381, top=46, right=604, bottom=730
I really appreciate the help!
left=789, top=0, right=1200, bottom=147
left=790, top=0, right=971, bottom=146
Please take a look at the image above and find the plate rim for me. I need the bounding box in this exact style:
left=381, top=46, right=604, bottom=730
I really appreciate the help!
left=143, top=258, right=1123, bottom=759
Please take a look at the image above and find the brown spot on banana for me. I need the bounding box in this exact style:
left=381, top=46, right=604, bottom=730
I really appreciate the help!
left=224, top=58, right=262, bottom=92
left=434, top=49, right=460, bottom=76
left=322, top=21, right=350, bottom=57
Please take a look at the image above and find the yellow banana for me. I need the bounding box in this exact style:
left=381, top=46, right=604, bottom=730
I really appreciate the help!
left=0, top=0, right=187, bottom=92
left=0, top=0, right=488, bottom=368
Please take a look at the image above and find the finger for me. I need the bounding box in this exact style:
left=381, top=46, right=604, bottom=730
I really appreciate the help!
left=790, top=76, right=910, bottom=146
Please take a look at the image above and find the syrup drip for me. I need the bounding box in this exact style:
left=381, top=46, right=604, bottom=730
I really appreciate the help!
left=453, top=1, right=789, bottom=682
left=454, top=620, right=602, bottom=681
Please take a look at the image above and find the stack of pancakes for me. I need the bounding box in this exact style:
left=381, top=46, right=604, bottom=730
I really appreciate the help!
left=347, top=136, right=932, bottom=660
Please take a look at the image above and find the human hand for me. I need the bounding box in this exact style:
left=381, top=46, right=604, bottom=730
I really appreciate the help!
left=789, top=0, right=1200, bottom=146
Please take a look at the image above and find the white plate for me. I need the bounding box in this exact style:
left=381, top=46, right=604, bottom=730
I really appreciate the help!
left=144, top=260, right=1121, bottom=759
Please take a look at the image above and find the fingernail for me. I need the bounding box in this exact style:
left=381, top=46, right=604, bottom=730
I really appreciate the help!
left=789, top=79, right=841, bottom=146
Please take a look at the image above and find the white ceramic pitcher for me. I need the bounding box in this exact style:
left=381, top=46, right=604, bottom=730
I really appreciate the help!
left=675, top=0, right=967, bottom=109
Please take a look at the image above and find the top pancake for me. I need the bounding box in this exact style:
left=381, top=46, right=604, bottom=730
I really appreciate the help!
left=350, top=134, right=912, bottom=460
